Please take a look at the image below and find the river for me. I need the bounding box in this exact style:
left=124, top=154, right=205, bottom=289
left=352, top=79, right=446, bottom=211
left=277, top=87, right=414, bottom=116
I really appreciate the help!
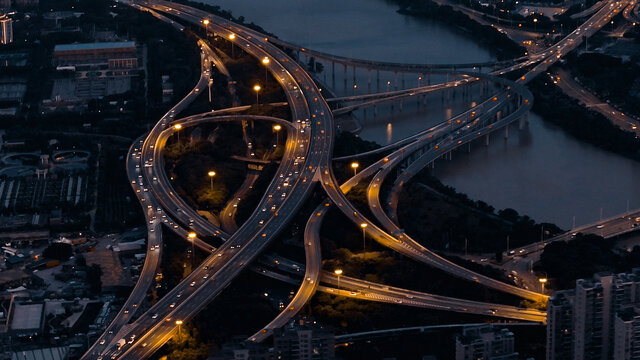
left=202, top=0, right=640, bottom=229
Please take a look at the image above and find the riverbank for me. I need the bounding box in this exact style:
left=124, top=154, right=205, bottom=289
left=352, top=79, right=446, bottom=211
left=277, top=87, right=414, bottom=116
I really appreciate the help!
left=528, top=75, right=640, bottom=162
left=393, top=0, right=526, bottom=60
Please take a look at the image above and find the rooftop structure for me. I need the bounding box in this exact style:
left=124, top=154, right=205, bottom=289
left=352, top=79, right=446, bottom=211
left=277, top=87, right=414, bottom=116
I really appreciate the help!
left=9, top=301, right=44, bottom=336
left=455, top=324, right=518, bottom=360
left=50, top=41, right=143, bottom=101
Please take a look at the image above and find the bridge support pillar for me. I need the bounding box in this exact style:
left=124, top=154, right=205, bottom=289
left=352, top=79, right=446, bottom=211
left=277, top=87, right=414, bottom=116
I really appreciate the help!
left=376, top=70, right=380, bottom=92
left=374, top=105, right=378, bottom=116
left=368, top=69, right=371, bottom=94
left=394, top=71, right=398, bottom=91
left=353, top=65, right=357, bottom=89
left=332, top=62, right=335, bottom=89
left=504, top=125, right=509, bottom=139
left=467, top=142, right=471, bottom=153
left=485, top=133, right=490, bottom=146
left=401, top=72, right=405, bottom=90
left=399, top=99, right=403, bottom=112
left=343, top=64, right=347, bottom=92
left=518, top=116, right=525, bottom=130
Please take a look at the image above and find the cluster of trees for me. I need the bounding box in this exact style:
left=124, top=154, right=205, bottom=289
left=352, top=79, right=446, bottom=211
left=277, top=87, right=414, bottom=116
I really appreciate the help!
left=568, top=53, right=640, bottom=116
left=529, top=76, right=640, bottom=162
left=393, top=0, right=526, bottom=60
left=537, top=234, right=640, bottom=290
left=43, top=242, right=73, bottom=261
left=396, top=173, right=561, bottom=254
left=164, top=124, right=247, bottom=211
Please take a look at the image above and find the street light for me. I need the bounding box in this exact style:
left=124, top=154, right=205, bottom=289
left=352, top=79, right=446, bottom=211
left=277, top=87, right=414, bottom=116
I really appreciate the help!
left=175, top=320, right=183, bottom=340
left=174, top=123, right=182, bottom=143
left=188, top=232, right=196, bottom=268
left=350, top=162, right=359, bottom=176
left=539, top=277, right=547, bottom=293
left=208, top=171, right=216, bottom=191
left=262, top=57, right=270, bottom=85
left=533, top=18, right=538, bottom=32
left=334, top=269, right=343, bottom=289
left=360, top=223, right=368, bottom=257
left=202, top=19, right=209, bottom=36
left=353, top=84, right=357, bottom=95
left=228, top=33, right=236, bottom=58
left=273, top=124, right=282, bottom=147
left=208, top=78, right=213, bottom=103
left=253, top=84, right=261, bottom=105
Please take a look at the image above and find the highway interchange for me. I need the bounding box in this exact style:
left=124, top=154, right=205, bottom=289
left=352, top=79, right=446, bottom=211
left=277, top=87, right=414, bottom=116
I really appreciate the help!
left=85, top=0, right=636, bottom=358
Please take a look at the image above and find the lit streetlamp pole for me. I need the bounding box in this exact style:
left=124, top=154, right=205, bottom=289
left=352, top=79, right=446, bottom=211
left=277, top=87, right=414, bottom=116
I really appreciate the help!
left=334, top=269, right=343, bottom=289
left=350, top=162, right=359, bottom=176
left=208, top=78, right=213, bottom=104
left=360, top=223, right=368, bottom=257
left=262, top=57, right=270, bottom=85
left=539, top=277, right=547, bottom=293
left=533, top=18, right=538, bottom=32
left=188, top=232, right=196, bottom=268
left=228, top=33, right=236, bottom=58
left=207, top=171, right=216, bottom=191
left=273, top=124, right=282, bottom=147
left=202, top=19, right=209, bottom=36
left=353, top=84, right=357, bottom=95
left=253, top=84, right=261, bottom=105
left=175, top=320, right=183, bottom=340
left=174, top=123, right=182, bottom=143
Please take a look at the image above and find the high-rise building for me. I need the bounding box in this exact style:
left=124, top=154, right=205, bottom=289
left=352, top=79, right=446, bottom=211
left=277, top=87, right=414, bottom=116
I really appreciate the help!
left=547, top=291, right=574, bottom=360
left=455, top=324, right=518, bottom=360
left=273, top=317, right=335, bottom=360
left=0, top=14, right=12, bottom=45
left=546, top=269, right=640, bottom=360
left=614, top=307, right=640, bottom=360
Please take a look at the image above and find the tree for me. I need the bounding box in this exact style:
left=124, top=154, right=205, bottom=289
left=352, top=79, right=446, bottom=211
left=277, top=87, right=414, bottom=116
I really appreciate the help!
left=75, top=254, right=87, bottom=267
left=43, top=242, right=73, bottom=261
left=87, top=264, right=102, bottom=294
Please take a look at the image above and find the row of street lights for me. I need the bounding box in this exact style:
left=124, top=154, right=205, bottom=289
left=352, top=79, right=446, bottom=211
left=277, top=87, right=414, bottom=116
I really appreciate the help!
left=199, top=20, right=269, bottom=106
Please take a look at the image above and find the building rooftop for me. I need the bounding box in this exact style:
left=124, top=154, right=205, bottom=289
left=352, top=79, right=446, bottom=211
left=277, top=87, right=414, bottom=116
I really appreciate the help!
left=11, top=302, right=43, bottom=331
left=10, top=346, right=68, bottom=360
left=0, top=269, right=30, bottom=284
left=53, top=41, right=135, bottom=52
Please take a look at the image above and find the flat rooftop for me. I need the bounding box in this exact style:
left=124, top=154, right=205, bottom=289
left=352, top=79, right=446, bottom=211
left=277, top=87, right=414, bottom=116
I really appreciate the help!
left=11, top=302, right=43, bottom=331
left=10, top=346, right=68, bottom=360
left=53, top=41, right=136, bottom=52
left=0, top=269, right=30, bottom=284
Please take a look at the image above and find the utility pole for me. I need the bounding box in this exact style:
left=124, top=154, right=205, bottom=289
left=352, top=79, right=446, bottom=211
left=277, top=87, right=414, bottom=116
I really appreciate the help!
left=506, top=235, right=510, bottom=255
